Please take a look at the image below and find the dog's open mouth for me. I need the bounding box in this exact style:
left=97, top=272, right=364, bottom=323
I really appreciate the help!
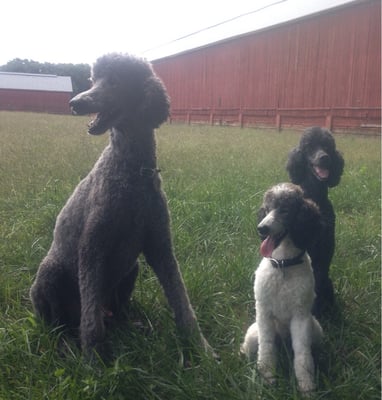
left=88, top=112, right=111, bottom=135
left=87, top=110, right=120, bottom=135
left=70, top=100, right=117, bottom=135
left=313, top=165, right=329, bottom=181
left=260, top=232, right=286, bottom=258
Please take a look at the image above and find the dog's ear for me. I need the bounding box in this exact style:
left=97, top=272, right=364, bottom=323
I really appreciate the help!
left=286, top=148, right=306, bottom=184
left=139, top=75, right=170, bottom=128
left=328, top=150, right=344, bottom=187
left=290, top=199, right=321, bottom=250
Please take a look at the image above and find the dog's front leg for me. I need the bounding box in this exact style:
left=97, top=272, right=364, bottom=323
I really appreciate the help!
left=78, top=249, right=107, bottom=358
left=256, top=305, right=277, bottom=384
left=145, top=245, right=215, bottom=360
left=290, top=316, right=316, bottom=394
left=79, top=271, right=106, bottom=357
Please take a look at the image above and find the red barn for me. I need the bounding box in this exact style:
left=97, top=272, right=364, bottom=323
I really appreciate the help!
left=152, top=0, right=381, bottom=133
left=0, top=72, right=73, bottom=114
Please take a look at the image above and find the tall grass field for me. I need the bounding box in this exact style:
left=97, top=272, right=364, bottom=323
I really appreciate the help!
left=0, top=111, right=380, bottom=399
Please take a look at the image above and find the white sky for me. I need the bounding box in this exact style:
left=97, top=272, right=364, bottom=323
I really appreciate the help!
left=1, top=0, right=352, bottom=66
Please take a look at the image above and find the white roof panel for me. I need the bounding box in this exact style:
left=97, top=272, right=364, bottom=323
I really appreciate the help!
left=146, top=0, right=357, bottom=61
left=0, top=72, right=73, bottom=92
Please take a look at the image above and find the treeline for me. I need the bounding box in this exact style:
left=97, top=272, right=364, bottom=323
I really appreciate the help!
left=0, top=58, right=91, bottom=95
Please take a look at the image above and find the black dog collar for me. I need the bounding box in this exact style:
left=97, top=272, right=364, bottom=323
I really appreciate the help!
left=139, top=167, right=161, bottom=178
left=268, top=250, right=306, bottom=269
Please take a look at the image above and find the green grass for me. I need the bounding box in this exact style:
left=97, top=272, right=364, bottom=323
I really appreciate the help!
left=0, top=111, right=380, bottom=399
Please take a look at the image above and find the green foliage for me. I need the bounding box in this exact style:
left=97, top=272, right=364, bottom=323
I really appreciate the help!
left=0, top=112, right=380, bottom=399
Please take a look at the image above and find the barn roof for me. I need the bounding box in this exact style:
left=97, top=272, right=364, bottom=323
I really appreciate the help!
left=0, top=72, right=73, bottom=93
left=147, top=0, right=358, bottom=61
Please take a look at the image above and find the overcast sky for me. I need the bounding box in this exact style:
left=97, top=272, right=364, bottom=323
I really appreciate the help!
left=1, top=0, right=352, bottom=66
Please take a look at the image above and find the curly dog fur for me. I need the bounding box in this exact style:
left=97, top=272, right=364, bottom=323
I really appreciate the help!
left=30, top=53, right=213, bottom=358
left=286, top=127, right=344, bottom=316
left=241, top=183, right=323, bottom=394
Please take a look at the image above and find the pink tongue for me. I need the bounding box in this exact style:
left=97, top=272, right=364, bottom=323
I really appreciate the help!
left=314, top=166, right=329, bottom=179
left=260, top=236, right=276, bottom=257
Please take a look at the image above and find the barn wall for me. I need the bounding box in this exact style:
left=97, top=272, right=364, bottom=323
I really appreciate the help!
left=153, top=0, right=381, bottom=132
left=0, top=89, right=72, bottom=114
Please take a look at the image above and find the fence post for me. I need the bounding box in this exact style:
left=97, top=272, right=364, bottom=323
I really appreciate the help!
left=239, top=112, right=243, bottom=128
left=209, top=111, right=214, bottom=126
left=276, top=113, right=281, bottom=131
left=326, top=113, right=333, bottom=130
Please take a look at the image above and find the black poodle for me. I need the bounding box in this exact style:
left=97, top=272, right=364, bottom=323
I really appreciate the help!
left=30, top=53, right=214, bottom=360
left=286, top=127, right=344, bottom=316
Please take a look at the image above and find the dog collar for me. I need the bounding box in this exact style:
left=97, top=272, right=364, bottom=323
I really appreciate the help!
left=139, top=167, right=161, bottom=178
left=268, top=250, right=306, bottom=269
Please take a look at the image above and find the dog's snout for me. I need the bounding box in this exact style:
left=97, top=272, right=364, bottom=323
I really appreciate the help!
left=69, top=92, right=83, bottom=106
left=257, top=224, right=270, bottom=237
left=319, top=153, right=330, bottom=162
left=69, top=95, right=80, bottom=113
left=69, top=93, right=94, bottom=115
left=315, top=150, right=330, bottom=167
left=69, top=96, right=76, bottom=107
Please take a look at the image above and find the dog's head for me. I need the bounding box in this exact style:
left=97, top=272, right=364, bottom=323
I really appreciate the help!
left=257, top=183, right=321, bottom=256
left=286, top=127, right=344, bottom=188
left=69, top=53, right=170, bottom=134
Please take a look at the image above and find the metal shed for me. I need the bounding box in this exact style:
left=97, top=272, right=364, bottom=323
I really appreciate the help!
left=0, top=72, right=73, bottom=114
left=152, top=0, right=381, bottom=133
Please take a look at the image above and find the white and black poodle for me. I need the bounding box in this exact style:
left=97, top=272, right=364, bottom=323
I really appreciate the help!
left=241, top=183, right=323, bottom=394
left=286, top=127, right=344, bottom=316
left=30, top=53, right=214, bottom=360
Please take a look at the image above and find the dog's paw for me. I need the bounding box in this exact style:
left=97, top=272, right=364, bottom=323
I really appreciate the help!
left=202, top=337, right=220, bottom=362
left=298, top=380, right=316, bottom=397
left=258, top=364, right=276, bottom=385
left=207, top=346, right=221, bottom=363
left=178, top=335, right=220, bottom=368
left=262, top=372, right=276, bottom=386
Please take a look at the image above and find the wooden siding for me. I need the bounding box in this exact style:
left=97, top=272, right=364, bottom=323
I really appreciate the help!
left=0, top=89, right=72, bottom=114
left=153, top=0, right=381, bottom=132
